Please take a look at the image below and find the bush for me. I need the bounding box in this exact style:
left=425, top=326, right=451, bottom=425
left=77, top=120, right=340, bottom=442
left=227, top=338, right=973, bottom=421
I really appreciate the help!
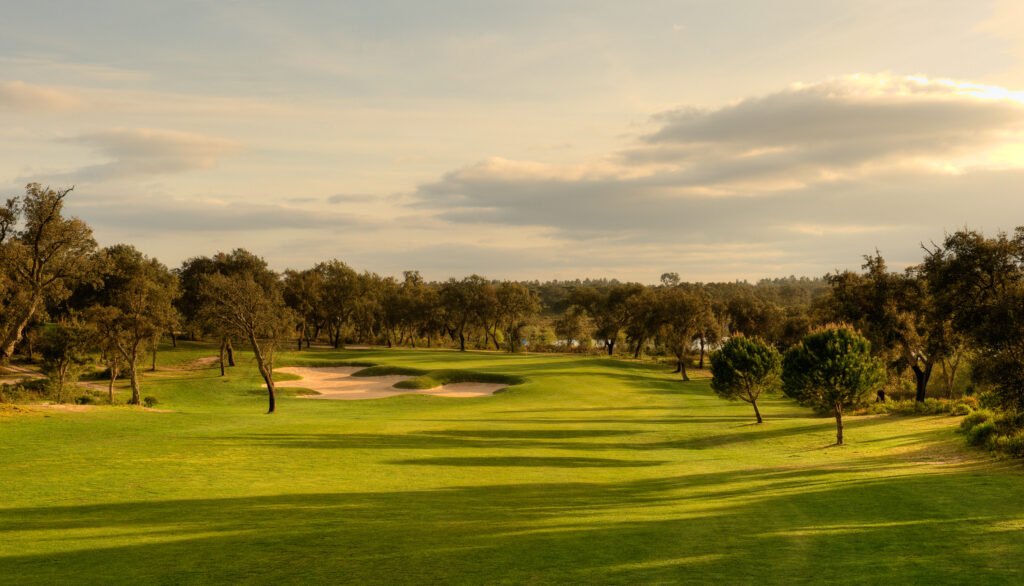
left=0, top=379, right=48, bottom=404
left=960, top=409, right=994, bottom=432
left=967, top=421, right=998, bottom=447
left=861, top=398, right=975, bottom=417
left=142, top=396, right=159, bottom=408
left=75, top=395, right=95, bottom=405
left=949, top=402, right=972, bottom=416
left=1005, top=433, right=1024, bottom=458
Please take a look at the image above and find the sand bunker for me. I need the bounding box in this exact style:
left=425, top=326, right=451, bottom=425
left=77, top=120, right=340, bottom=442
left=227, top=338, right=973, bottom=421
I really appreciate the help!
left=276, top=366, right=506, bottom=400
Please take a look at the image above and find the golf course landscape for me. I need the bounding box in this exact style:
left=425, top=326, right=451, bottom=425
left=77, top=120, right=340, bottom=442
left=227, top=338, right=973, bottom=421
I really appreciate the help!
left=2, top=342, right=1022, bottom=584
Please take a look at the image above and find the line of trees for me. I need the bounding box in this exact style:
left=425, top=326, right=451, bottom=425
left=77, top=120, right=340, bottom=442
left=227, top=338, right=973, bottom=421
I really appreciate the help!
left=4, top=184, right=1024, bottom=429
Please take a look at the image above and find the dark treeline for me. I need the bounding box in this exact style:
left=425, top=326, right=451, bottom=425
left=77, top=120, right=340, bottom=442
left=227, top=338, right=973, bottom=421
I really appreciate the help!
left=3, top=184, right=1024, bottom=439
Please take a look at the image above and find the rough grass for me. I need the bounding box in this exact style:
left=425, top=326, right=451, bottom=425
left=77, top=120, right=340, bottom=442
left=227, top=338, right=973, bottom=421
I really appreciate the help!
left=1, top=343, right=1023, bottom=584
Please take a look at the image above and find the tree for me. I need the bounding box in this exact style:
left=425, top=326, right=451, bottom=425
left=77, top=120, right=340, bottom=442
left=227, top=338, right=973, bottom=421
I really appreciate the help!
left=199, top=269, right=295, bottom=413
left=568, top=284, right=644, bottom=356
left=495, top=282, right=541, bottom=352
left=709, top=336, right=780, bottom=423
left=314, top=260, right=360, bottom=348
left=439, top=275, right=494, bottom=351
left=825, top=253, right=950, bottom=402
left=86, top=245, right=178, bottom=405
left=0, top=184, right=96, bottom=362
left=657, top=287, right=713, bottom=380
left=282, top=268, right=323, bottom=350
left=177, top=249, right=276, bottom=371
left=39, top=320, right=93, bottom=404
left=923, top=228, right=1024, bottom=410
left=782, top=325, right=885, bottom=445
left=554, top=307, right=589, bottom=349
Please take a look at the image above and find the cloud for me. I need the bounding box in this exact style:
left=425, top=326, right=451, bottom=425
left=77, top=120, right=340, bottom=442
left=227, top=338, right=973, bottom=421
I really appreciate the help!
left=60, top=128, right=243, bottom=181
left=408, top=74, right=1024, bottom=276
left=0, top=80, right=83, bottom=111
left=327, top=193, right=372, bottom=204
left=69, top=196, right=365, bottom=234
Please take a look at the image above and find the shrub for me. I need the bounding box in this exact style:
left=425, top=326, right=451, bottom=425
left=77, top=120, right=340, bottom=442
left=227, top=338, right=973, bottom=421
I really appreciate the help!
left=993, top=411, right=1024, bottom=436
left=1005, top=433, right=1024, bottom=458
left=967, top=421, right=997, bottom=447
left=960, top=409, right=994, bottom=432
left=949, top=402, right=972, bottom=417
left=75, top=395, right=95, bottom=405
left=143, top=396, right=159, bottom=408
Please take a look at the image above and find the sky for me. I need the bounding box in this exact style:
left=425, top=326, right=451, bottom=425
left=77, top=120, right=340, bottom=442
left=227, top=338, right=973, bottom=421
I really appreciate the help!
left=2, top=0, right=1024, bottom=283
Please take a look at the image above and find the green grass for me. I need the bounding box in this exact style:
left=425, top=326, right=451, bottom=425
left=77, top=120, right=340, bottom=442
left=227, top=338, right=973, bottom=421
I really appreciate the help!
left=391, top=368, right=526, bottom=390
left=1, top=343, right=1023, bottom=584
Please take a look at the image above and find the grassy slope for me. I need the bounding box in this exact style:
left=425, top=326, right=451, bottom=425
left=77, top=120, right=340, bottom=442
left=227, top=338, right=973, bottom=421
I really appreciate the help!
left=1, top=342, right=1022, bottom=585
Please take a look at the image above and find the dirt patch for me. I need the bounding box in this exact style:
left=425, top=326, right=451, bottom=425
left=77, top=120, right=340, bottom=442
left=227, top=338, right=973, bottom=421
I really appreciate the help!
left=277, top=367, right=506, bottom=400
left=188, top=356, right=220, bottom=369
left=31, top=403, right=96, bottom=412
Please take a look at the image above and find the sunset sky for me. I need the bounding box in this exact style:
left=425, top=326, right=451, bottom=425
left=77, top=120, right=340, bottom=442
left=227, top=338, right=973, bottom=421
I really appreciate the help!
left=3, top=0, right=1024, bottom=282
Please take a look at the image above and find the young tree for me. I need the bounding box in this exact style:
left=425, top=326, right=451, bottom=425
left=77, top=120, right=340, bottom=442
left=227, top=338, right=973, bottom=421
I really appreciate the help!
left=709, top=336, right=780, bottom=423
left=782, top=325, right=885, bottom=445
left=0, top=184, right=96, bottom=362
left=87, top=245, right=178, bottom=405
left=199, top=270, right=295, bottom=414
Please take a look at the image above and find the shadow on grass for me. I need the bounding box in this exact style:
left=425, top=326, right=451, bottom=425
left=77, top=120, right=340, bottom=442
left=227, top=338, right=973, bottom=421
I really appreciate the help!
left=386, top=456, right=668, bottom=467
left=2, top=460, right=1022, bottom=583
left=225, top=415, right=930, bottom=455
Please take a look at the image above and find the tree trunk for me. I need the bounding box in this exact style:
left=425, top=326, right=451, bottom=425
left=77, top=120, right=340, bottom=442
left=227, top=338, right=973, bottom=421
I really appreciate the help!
left=751, top=398, right=763, bottom=424
left=128, top=361, right=141, bottom=405
left=108, top=365, right=118, bottom=404
left=459, top=331, right=466, bottom=352
left=698, top=337, right=706, bottom=369
left=834, top=403, right=844, bottom=445
left=296, top=322, right=305, bottom=351
left=633, top=339, right=643, bottom=359
left=911, top=361, right=933, bottom=402
left=226, top=339, right=236, bottom=366
left=219, top=337, right=227, bottom=376
left=151, top=344, right=158, bottom=371
left=170, top=331, right=176, bottom=348
left=679, top=360, right=690, bottom=381
left=606, top=339, right=615, bottom=356
left=671, top=361, right=681, bottom=374
left=248, top=333, right=276, bottom=414
left=0, top=298, right=40, bottom=362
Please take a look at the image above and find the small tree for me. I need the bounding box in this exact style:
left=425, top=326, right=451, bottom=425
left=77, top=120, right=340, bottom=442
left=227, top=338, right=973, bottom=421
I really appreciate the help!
left=199, top=271, right=295, bottom=413
left=39, top=320, right=93, bottom=404
left=782, top=325, right=885, bottom=445
left=709, top=336, right=780, bottom=424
